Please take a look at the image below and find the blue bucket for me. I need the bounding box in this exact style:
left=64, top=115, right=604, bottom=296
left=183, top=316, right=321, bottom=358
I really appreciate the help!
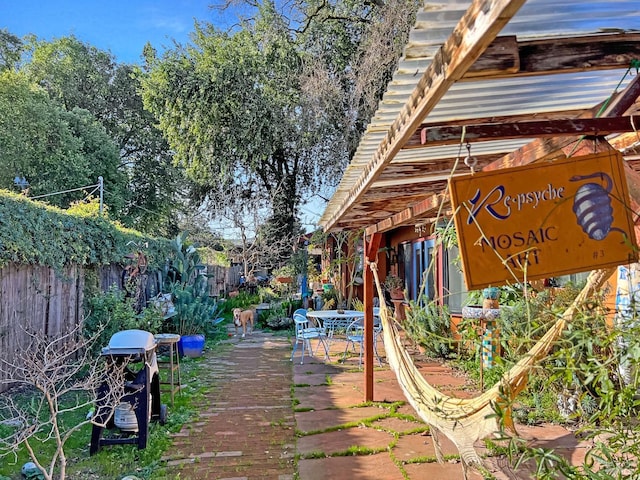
left=178, top=334, right=205, bottom=358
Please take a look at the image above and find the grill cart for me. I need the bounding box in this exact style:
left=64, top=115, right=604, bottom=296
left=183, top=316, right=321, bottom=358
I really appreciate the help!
left=90, top=329, right=167, bottom=454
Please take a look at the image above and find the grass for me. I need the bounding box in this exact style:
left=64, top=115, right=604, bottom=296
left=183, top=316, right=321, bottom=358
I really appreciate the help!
left=0, top=335, right=221, bottom=480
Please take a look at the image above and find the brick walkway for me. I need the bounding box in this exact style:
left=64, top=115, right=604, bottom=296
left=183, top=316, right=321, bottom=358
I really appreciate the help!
left=163, top=332, right=296, bottom=479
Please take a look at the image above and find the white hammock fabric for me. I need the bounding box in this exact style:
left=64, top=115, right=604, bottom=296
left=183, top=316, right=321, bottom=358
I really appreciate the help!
left=371, top=264, right=614, bottom=478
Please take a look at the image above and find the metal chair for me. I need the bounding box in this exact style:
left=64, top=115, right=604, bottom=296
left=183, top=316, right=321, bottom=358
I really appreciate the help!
left=292, top=308, right=307, bottom=318
left=291, top=313, right=329, bottom=364
left=341, top=318, right=383, bottom=368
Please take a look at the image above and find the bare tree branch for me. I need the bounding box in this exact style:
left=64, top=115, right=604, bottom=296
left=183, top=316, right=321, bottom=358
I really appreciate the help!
left=0, top=324, right=130, bottom=480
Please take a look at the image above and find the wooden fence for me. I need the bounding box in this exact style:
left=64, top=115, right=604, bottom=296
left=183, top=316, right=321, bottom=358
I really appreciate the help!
left=0, top=263, right=85, bottom=392
left=0, top=262, right=233, bottom=393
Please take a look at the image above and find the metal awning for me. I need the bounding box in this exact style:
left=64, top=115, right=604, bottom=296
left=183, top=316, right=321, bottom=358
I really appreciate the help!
left=319, top=0, right=640, bottom=234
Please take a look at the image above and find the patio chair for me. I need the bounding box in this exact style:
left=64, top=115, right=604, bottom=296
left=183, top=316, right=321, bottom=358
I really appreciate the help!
left=341, top=318, right=383, bottom=368
left=292, top=308, right=307, bottom=318
left=291, top=313, right=329, bottom=364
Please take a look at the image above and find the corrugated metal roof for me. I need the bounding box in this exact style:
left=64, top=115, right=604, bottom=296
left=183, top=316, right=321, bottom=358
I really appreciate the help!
left=319, top=0, right=640, bottom=232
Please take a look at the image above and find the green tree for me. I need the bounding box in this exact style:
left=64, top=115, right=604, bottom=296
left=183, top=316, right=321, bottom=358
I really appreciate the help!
left=108, top=63, right=185, bottom=235
left=142, top=2, right=338, bottom=262
left=0, top=28, right=23, bottom=72
left=142, top=0, right=419, bottom=254
left=23, top=35, right=184, bottom=234
left=0, top=71, right=126, bottom=209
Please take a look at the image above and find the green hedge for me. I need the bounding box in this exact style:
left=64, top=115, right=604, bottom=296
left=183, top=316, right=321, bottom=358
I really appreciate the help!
left=0, top=189, right=171, bottom=271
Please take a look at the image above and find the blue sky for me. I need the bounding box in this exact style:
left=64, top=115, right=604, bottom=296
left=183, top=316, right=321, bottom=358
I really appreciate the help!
left=1, top=0, right=249, bottom=64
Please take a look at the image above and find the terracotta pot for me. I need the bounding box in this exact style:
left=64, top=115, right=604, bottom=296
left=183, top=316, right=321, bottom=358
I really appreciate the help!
left=483, top=298, right=499, bottom=309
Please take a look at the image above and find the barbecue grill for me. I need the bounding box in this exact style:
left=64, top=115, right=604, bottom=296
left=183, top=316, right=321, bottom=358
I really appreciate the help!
left=90, top=329, right=166, bottom=454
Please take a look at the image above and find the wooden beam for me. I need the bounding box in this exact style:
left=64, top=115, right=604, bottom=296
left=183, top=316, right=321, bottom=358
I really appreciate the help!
left=465, top=33, right=640, bottom=80
left=484, top=73, right=640, bottom=171
left=465, top=35, right=519, bottom=77
left=403, top=109, right=587, bottom=148
left=364, top=232, right=382, bottom=402
left=602, top=72, right=640, bottom=117
left=418, top=116, right=639, bottom=146
left=323, top=0, right=528, bottom=232
left=365, top=231, right=382, bottom=262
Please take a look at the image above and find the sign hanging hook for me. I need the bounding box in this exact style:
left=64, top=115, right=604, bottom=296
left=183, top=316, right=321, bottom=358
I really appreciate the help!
left=464, top=142, right=478, bottom=173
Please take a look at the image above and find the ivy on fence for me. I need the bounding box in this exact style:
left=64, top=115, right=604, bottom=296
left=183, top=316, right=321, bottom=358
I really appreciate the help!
left=0, top=189, right=172, bottom=271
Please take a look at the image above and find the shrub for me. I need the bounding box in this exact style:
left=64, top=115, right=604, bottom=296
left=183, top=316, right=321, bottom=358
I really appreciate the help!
left=83, top=286, right=163, bottom=354
left=219, top=292, right=260, bottom=314
left=403, top=298, right=452, bottom=358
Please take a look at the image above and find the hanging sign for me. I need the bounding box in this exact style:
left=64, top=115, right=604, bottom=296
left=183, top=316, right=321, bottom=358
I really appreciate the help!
left=449, top=151, right=638, bottom=290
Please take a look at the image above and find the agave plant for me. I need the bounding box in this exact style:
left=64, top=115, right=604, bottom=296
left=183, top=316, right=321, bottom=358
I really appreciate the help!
left=166, top=231, right=207, bottom=290
left=403, top=298, right=453, bottom=358
left=170, top=283, right=219, bottom=336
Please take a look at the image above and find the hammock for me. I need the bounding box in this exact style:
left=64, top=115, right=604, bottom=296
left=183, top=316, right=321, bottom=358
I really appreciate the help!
left=371, top=264, right=615, bottom=479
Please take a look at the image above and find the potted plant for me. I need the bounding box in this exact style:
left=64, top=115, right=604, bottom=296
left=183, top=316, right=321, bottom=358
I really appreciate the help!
left=170, top=283, right=218, bottom=357
left=482, top=286, right=501, bottom=309
left=164, top=231, right=218, bottom=357
left=384, top=274, right=405, bottom=300
left=272, top=264, right=295, bottom=284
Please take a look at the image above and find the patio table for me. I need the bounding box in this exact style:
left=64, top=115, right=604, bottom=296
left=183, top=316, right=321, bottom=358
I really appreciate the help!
left=306, top=310, right=365, bottom=347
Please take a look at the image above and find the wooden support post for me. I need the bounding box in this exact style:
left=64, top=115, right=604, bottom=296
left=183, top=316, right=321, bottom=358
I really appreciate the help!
left=364, top=232, right=382, bottom=402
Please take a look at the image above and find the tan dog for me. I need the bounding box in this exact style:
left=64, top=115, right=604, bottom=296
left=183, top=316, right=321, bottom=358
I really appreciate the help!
left=232, top=308, right=255, bottom=337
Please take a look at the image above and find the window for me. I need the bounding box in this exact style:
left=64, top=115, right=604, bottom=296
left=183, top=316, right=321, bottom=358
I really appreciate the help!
left=400, top=239, right=436, bottom=302
left=554, top=270, right=590, bottom=288
left=442, top=245, right=469, bottom=314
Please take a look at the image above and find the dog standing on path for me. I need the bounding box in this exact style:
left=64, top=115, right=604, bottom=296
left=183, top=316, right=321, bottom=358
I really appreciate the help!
left=232, top=308, right=255, bottom=337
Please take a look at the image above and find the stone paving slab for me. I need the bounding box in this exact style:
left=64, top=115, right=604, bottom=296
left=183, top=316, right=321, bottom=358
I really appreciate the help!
left=370, top=416, right=428, bottom=435
left=295, top=382, right=368, bottom=410
left=162, top=328, right=593, bottom=480
left=298, top=453, right=407, bottom=480
left=296, top=405, right=387, bottom=433
left=297, top=427, right=394, bottom=456
left=403, top=461, right=485, bottom=479
left=392, top=431, right=460, bottom=462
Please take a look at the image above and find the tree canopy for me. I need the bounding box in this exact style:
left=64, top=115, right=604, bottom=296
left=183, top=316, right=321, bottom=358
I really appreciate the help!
left=0, top=33, right=185, bottom=234
left=142, top=0, right=419, bottom=263
left=0, top=71, right=126, bottom=210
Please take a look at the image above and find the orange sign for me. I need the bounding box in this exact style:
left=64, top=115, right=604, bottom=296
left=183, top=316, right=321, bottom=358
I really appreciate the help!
left=449, top=151, right=638, bottom=290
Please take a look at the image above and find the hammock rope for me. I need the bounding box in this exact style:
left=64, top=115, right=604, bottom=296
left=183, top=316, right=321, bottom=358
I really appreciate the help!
left=369, top=261, right=615, bottom=478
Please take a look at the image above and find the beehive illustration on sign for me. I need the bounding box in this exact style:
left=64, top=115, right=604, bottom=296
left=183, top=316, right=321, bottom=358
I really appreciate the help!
left=570, top=171, right=624, bottom=241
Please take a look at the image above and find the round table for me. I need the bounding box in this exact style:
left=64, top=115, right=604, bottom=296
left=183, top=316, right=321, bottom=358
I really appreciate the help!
left=306, top=310, right=365, bottom=344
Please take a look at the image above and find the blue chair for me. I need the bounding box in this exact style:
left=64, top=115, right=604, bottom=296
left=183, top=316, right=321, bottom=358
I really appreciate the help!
left=341, top=318, right=383, bottom=368
left=291, top=314, right=329, bottom=364
left=292, top=308, right=307, bottom=318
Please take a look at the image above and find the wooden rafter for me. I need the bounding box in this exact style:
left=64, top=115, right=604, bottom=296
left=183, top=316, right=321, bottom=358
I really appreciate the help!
left=465, top=33, right=640, bottom=80
left=323, top=0, right=528, bottom=232
left=417, top=116, right=639, bottom=146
